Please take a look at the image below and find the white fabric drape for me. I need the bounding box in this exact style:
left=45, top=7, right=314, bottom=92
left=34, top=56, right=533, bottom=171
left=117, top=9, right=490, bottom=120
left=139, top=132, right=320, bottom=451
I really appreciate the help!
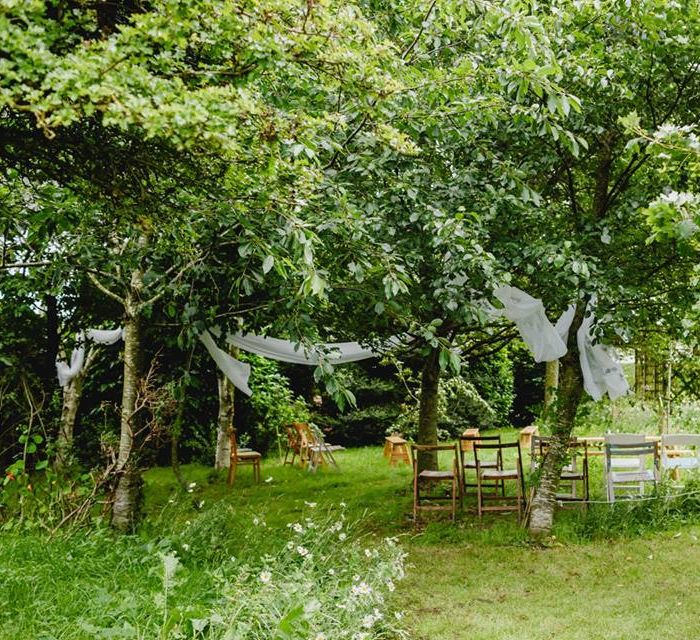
left=226, top=333, right=377, bottom=365
left=490, top=287, right=628, bottom=401
left=55, top=327, right=124, bottom=387
left=577, top=305, right=629, bottom=401
left=493, top=286, right=568, bottom=362
left=86, top=327, right=124, bottom=345
left=202, top=330, right=386, bottom=395
left=56, top=332, right=86, bottom=387
left=199, top=330, right=253, bottom=396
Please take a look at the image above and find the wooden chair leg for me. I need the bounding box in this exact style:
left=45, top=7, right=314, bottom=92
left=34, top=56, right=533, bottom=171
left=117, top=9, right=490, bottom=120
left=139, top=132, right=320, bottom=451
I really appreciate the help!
left=413, top=472, right=419, bottom=524
left=451, top=476, right=457, bottom=521
left=227, top=460, right=236, bottom=487
left=477, top=473, right=483, bottom=521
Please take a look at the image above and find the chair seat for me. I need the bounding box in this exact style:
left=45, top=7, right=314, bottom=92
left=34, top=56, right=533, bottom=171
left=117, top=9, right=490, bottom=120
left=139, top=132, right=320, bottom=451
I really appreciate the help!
left=419, top=470, right=455, bottom=480
left=663, top=458, right=700, bottom=470
left=234, top=451, right=261, bottom=460
left=560, top=471, right=584, bottom=480
left=481, top=468, right=519, bottom=480
left=610, top=470, right=655, bottom=482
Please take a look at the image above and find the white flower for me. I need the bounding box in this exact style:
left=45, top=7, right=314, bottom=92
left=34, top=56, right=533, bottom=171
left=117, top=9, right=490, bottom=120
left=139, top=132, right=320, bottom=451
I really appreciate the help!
left=328, top=568, right=336, bottom=575
left=395, top=611, right=404, bottom=620
left=253, top=517, right=260, bottom=526
left=314, top=634, right=326, bottom=640
left=265, top=477, right=273, bottom=483
left=352, top=633, right=369, bottom=640
left=351, top=581, right=372, bottom=597
left=297, top=545, right=310, bottom=557
left=304, top=501, right=317, bottom=508
left=293, top=523, right=304, bottom=534
left=259, top=570, right=272, bottom=583
left=182, top=544, right=190, bottom=552
left=386, top=579, right=395, bottom=592
left=361, top=614, right=375, bottom=629
left=339, top=533, right=347, bottom=541
left=188, top=482, right=197, bottom=489
left=340, top=502, right=347, bottom=508
left=286, top=542, right=294, bottom=550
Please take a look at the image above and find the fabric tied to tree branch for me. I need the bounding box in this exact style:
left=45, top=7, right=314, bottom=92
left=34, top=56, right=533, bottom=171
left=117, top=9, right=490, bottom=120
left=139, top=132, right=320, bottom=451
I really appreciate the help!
left=55, top=327, right=124, bottom=387
left=199, top=330, right=253, bottom=396
left=202, top=330, right=386, bottom=396
left=576, top=302, right=630, bottom=401
left=492, top=286, right=568, bottom=362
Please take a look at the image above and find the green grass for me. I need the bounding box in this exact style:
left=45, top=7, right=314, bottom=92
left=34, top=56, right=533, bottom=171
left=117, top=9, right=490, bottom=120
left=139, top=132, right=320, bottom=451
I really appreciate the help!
left=2, top=439, right=700, bottom=639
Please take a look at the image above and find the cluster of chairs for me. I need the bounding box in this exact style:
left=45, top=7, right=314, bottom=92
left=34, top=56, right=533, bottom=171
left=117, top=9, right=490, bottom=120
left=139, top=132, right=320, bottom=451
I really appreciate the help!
left=283, top=422, right=344, bottom=471
left=604, top=433, right=700, bottom=502
left=411, top=435, right=529, bottom=523
left=411, top=431, right=700, bottom=522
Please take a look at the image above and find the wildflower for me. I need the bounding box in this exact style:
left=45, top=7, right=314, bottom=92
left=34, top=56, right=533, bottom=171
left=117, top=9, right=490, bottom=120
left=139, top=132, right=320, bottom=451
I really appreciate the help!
left=286, top=542, right=295, bottom=550
left=361, top=614, right=375, bottom=629
left=352, top=633, right=369, bottom=640
left=351, top=581, right=372, bottom=597
left=340, top=501, right=347, bottom=508
left=293, top=523, right=304, bottom=534
left=168, top=498, right=175, bottom=504
left=264, top=476, right=273, bottom=483
left=259, top=570, right=272, bottom=583
left=253, top=517, right=260, bottom=526
left=386, top=579, right=395, bottom=592
left=314, top=634, right=326, bottom=640
left=395, top=611, right=404, bottom=620
left=297, top=546, right=310, bottom=557
left=304, top=501, right=317, bottom=508
left=188, top=482, right=197, bottom=489
left=339, top=533, right=347, bottom=541
left=182, top=543, right=190, bottom=552
left=328, top=568, right=336, bottom=575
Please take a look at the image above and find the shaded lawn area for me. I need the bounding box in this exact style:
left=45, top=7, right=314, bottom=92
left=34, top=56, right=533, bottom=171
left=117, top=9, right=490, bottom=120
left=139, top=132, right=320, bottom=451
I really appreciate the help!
left=2, top=441, right=700, bottom=639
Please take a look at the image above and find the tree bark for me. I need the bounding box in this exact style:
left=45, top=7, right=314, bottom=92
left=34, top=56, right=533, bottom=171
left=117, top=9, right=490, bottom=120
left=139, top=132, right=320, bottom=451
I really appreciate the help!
left=55, top=346, right=98, bottom=471
left=543, top=359, right=560, bottom=415
left=111, top=294, right=143, bottom=531
left=45, top=294, right=59, bottom=392
left=528, top=308, right=585, bottom=536
left=215, top=366, right=235, bottom=469
left=416, top=347, right=441, bottom=472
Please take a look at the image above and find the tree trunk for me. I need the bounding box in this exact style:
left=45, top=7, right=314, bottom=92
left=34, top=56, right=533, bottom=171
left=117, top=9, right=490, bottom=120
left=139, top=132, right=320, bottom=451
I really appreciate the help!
left=416, top=348, right=441, bottom=472
left=543, top=360, right=560, bottom=416
left=111, top=305, right=143, bottom=531
left=45, top=294, right=59, bottom=392
left=215, top=369, right=235, bottom=469
left=529, top=309, right=585, bottom=536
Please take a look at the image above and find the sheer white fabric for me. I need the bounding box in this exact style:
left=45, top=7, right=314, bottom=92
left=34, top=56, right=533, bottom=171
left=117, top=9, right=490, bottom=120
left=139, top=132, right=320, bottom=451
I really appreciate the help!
left=493, top=286, right=567, bottom=362
left=56, top=332, right=85, bottom=387
left=199, top=330, right=252, bottom=396
left=56, top=327, right=124, bottom=387
left=85, top=327, right=124, bottom=345
left=577, top=307, right=629, bottom=401
left=226, top=333, right=377, bottom=365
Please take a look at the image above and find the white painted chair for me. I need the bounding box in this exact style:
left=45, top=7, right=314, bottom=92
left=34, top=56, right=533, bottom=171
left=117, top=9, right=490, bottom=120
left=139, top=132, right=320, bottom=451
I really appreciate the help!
left=660, top=434, right=700, bottom=478
left=604, top=434, right=659, bottom=502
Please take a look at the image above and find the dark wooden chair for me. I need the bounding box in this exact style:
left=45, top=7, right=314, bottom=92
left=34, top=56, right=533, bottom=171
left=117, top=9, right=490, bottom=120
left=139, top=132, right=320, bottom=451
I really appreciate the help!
left=474, top=441, right=526, bottom=522
left=459, top=433, right=502, bottom=499
left=411, top=444, right=459, bottom=523
left=283, top=425, right=301, bottom=466
left=531, top=435, right=589, bottom=506
left=227, top=428, right=261, bottom=486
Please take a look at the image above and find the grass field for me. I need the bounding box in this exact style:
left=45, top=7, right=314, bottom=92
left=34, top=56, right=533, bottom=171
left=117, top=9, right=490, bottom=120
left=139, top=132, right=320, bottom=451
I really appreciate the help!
left=2, top=437, right=700, bottom=639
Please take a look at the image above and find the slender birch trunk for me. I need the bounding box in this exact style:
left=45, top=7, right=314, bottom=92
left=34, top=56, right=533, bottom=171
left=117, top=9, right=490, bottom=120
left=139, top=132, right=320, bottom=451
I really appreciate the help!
left=416, top=347, right=440, bottom=472
left=215, top=370, right=235, bottom=469
left=111, top=283, right=144, bottom=531
left=528, top=308, right=585, bottom=536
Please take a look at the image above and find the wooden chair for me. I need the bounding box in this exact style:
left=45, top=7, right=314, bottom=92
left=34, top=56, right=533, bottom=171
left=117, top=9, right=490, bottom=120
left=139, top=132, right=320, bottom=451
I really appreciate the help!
left=459, top=433, right=502, bottom=499
left=604, top=434, right=659, bottom=502
left=530, top=436, right=589, bottom=506
left=283, top=425, right=301, bottom=466
left=411, top=444, right=459, bottom=523
left=227, top=428, right=261, bottom=486
left=474, top=441, right=526, bottom=522
left=660, top=434, right=700, bottom=480
left=292, top=422, right=344, bottom=471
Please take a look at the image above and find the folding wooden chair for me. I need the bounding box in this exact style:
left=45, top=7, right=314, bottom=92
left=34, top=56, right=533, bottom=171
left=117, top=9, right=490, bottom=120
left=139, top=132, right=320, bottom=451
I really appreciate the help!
left=604, top=434, right=659, bottom=502
left=530, top=435, right=589, bottom=506
left=459, top=433, right=502, bottom=499
left=411, top=444, right=459, bottom=523
left=227, top=428, right=261, bottom=486
left=474, top=441, right=526, bottom=522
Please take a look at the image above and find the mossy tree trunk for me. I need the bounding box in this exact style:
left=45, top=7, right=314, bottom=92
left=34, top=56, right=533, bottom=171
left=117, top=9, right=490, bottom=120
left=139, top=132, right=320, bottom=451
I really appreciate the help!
left=528, top=308, right=585, bottom=536
left=215, top=363, right=235, bottom=469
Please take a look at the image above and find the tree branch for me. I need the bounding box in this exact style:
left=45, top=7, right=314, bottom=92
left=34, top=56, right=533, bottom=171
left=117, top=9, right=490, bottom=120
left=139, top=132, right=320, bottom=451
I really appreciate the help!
left=88, top=272, right=126, bottom=306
